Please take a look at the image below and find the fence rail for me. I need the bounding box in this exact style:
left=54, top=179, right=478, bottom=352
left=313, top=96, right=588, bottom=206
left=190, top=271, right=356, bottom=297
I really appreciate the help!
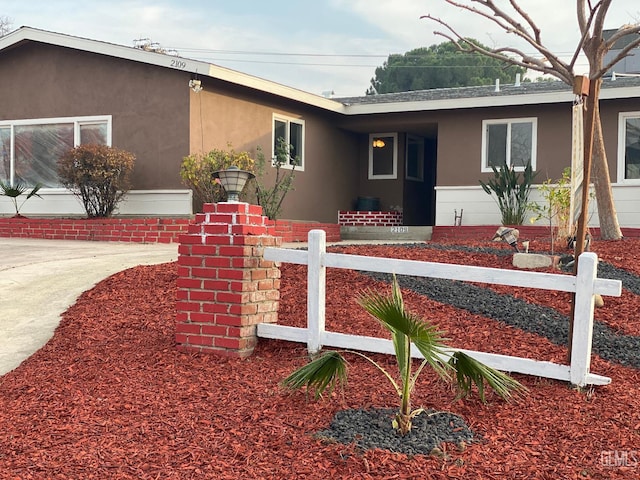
left=258, top=230, right=622, bottom=387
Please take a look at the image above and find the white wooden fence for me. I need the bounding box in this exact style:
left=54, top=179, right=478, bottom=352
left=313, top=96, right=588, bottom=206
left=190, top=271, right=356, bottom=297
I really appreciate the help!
left=257, top=230, right=622, bottom=387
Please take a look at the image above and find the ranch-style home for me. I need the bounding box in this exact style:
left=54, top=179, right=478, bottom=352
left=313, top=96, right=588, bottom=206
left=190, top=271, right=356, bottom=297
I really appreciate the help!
left=1, top=26, right=639, bottom=228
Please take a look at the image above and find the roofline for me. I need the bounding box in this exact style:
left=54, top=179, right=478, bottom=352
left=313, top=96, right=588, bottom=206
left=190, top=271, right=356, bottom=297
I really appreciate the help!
left=2, top=27, right=637, bottom=117
left=341, top=85, right=640, bottom=115
left=0, top=27, right=346, bottom=113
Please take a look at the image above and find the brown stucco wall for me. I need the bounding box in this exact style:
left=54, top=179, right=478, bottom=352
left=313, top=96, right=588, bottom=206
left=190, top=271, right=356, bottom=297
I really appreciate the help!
left=436, top=98, right=640, bottom=187
left=0, top=42, right=191, bottom=190
left=190, top=80, right=360, bottom=223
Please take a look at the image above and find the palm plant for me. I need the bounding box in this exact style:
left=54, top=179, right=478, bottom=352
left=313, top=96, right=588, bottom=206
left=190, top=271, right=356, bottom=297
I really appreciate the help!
left=283, top=275, right=527, bottom=436
left=0, top=180, right=43, bottom=217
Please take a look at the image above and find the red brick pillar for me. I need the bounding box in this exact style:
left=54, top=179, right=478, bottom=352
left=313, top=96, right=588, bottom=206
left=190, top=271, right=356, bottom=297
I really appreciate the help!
left=175, top=202, right=281, bottom=358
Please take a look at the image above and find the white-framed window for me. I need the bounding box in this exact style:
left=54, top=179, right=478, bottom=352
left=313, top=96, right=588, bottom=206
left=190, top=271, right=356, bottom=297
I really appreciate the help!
left=273, top=114, right=304, bottom=170
left=369, top=133, right=397, bottom=180
left=406, top=134, right=424, bottom=181
left=481, top=118, right=537, bottom=172
left=0, top=115, right=111, bottom=188
left=617, top=111, right=640, bottom=183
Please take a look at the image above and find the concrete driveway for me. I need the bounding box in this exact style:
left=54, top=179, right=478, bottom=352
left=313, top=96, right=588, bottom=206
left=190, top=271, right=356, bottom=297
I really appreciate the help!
left=0, top=238, right=178, bottom=376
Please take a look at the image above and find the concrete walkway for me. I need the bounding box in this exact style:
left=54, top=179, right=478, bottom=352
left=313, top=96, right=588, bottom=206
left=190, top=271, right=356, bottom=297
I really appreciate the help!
left=0, top=238, right=178, bottom=376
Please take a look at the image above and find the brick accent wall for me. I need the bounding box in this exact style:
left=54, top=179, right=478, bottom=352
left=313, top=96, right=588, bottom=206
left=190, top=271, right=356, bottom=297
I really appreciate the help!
left=0, top=217, right=189, bottom=243
left=175, top=202, right=281, bottom=358
left=338, top=210, right=403, bottom=227
left=0, top=216, right=340, bottom=243
left=270, top=220, right=341, bottom=242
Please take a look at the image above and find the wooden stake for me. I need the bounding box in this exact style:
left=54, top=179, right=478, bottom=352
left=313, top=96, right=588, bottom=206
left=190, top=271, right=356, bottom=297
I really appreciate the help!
left=568, top=76, right=599, bottom=363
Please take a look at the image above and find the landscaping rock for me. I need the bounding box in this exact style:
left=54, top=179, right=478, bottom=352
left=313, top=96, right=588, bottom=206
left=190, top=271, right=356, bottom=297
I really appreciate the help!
left=512, top=253, right=560, bottom=269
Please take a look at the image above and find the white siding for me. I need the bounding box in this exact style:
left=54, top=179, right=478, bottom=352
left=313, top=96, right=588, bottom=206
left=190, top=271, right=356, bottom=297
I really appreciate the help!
left=435, top=184, right=640, bottom=228
left=0, top=190, right=193, bottom=217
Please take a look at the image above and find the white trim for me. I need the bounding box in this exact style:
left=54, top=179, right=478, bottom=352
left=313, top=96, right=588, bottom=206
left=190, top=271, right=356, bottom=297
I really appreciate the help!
left=0, top=189, right=193, bottom=216
left=341, top=86, right=640, bottom=115
left=0, top=115, right=112, bottom=186
left=617, top=111, right=640, bottom=184
left=272, top=114, right=305, bottom=171
left=481, top=117, right=537, bottom=173
left=368, top=133, right=398, bottom=180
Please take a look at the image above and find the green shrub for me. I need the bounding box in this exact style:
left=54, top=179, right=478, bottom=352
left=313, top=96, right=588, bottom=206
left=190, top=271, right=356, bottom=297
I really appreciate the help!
left=254, top=138, right=297, bottom=220
left=58, top=144, right=135, bottom=218
left=180, top=145, right=255, bottom=206
left=479, top=161, right=536, bottom=225
left=529, top=168, right=571, bottom=253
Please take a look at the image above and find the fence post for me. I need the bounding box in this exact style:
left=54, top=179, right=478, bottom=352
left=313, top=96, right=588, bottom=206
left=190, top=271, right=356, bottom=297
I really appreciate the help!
left=570, top=252, right=598, bottom=386
left=307, top=229, right=326, bottom=354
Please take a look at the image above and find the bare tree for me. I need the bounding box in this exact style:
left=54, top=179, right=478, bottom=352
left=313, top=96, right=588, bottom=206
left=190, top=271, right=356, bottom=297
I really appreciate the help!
left=0, top=15, right=12, bottom=37
left=422, top=1, right=640, bottom=240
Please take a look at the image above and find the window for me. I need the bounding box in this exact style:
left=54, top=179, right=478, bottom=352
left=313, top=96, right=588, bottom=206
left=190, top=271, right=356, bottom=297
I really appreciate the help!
left=0, top=116, right=111, bottom=188
left=481, top=118, right=537, bottom=172
left=273, top=115, right=304, bottom=170
left=618, top=112, right=640, bottom=182
left=406, top=134, right=424, bottom=181
left=369, top=133, right=397, bottom=180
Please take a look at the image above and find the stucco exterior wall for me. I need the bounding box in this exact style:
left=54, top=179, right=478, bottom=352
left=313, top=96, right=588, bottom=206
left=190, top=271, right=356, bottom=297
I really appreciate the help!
left=189, top=80, right=360, bottom=223
left=0, top=42, right=191, bottom=192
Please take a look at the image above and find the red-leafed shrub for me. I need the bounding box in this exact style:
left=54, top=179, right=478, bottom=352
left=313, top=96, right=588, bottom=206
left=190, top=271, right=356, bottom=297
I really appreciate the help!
left=58, top=144, right=135, bottom=218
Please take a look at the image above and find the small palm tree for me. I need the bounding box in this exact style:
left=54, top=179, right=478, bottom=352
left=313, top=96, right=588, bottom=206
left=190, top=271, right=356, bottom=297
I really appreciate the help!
left=0, top=180, right=43, bottom=217
left=283, top=275, right=527, bottom=436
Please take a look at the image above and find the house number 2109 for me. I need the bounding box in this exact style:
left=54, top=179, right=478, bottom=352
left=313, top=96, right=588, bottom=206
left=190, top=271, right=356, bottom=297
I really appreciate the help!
left=171, top=59, right=187, bottom=69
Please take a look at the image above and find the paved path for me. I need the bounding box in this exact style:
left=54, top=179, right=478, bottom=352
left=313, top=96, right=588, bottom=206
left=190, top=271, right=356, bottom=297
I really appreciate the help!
left=0, top=238, right=178, bottom=376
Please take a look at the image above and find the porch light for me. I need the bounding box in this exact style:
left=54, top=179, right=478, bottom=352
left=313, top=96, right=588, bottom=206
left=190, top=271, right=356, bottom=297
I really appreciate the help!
left=372, top=139, right=386, bottom=148
left=214, top=166, right=255, bottom=202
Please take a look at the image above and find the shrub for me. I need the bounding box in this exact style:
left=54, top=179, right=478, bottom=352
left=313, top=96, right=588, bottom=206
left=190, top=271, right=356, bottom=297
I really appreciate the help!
left=58, top=144, right=135, bottom=218
left=529, top=168, right=572, bottom=253
left=479, top=161, right=536, bottom=225
left=180, top=146, right=255, bottom=206
left=254, top=138, right=297, bottom=220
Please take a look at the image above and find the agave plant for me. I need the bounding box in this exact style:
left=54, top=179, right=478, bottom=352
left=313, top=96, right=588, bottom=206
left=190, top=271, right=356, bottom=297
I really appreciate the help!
left=283, top=275, right=527, bottom=436
left=0, top=180, right=43, bottom=217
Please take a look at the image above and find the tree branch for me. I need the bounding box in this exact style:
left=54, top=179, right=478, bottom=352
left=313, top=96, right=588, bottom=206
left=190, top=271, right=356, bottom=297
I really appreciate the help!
left=600, top=34, right=640, bottom=76
left=422, top=9, right=574, bottom=84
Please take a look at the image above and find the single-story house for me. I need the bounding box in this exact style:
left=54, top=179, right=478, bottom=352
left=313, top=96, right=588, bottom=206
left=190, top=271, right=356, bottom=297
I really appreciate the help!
left=1, top=27, right=639, bottom=227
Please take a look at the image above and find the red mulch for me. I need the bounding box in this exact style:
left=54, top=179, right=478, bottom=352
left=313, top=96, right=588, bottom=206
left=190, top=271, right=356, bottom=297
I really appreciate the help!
left=1, top=239, right=639, bottom=479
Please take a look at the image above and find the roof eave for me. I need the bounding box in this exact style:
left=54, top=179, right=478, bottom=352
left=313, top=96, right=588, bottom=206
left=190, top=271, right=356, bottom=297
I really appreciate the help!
left=341, top=86, right=640, bottom=115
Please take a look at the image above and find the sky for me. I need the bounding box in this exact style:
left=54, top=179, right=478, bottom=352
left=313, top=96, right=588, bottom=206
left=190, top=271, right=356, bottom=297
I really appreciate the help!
left=2, top=1, right=639, bottom=97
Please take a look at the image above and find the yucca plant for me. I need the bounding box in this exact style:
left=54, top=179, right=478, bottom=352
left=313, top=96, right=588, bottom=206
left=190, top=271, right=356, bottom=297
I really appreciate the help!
left=283, top=275, right=527, bottom=436
left=0, top=180, right=43, bottom=217
left=479, top=161, right=536, bottom=225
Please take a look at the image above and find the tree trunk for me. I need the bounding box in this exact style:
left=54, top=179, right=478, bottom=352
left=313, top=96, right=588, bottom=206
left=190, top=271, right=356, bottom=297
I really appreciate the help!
left=592, top=101, right=623, bottom=240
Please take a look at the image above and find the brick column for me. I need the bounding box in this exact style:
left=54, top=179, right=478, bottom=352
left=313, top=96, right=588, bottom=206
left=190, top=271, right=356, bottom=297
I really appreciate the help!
left=175, top=202, right=281, bottom=358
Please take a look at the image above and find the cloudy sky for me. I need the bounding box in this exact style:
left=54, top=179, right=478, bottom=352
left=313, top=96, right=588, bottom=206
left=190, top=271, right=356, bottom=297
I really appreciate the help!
left=2, top=1, right=639, bottom=96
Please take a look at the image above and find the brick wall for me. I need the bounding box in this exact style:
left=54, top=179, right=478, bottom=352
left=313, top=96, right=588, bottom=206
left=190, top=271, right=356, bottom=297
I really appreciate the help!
left=271, top=220, right=341, bottom=242
left=0, top=216, right=341, bottom=243
left=338, top=210, right=403, bottom=227
left=175, top=203, right=281, bottom=358
left=0, top=217, right=189, bottom=243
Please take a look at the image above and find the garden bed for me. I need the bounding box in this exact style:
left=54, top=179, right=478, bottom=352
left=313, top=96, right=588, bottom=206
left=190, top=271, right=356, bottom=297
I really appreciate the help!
left=1, top=238, right=639, bottom=478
